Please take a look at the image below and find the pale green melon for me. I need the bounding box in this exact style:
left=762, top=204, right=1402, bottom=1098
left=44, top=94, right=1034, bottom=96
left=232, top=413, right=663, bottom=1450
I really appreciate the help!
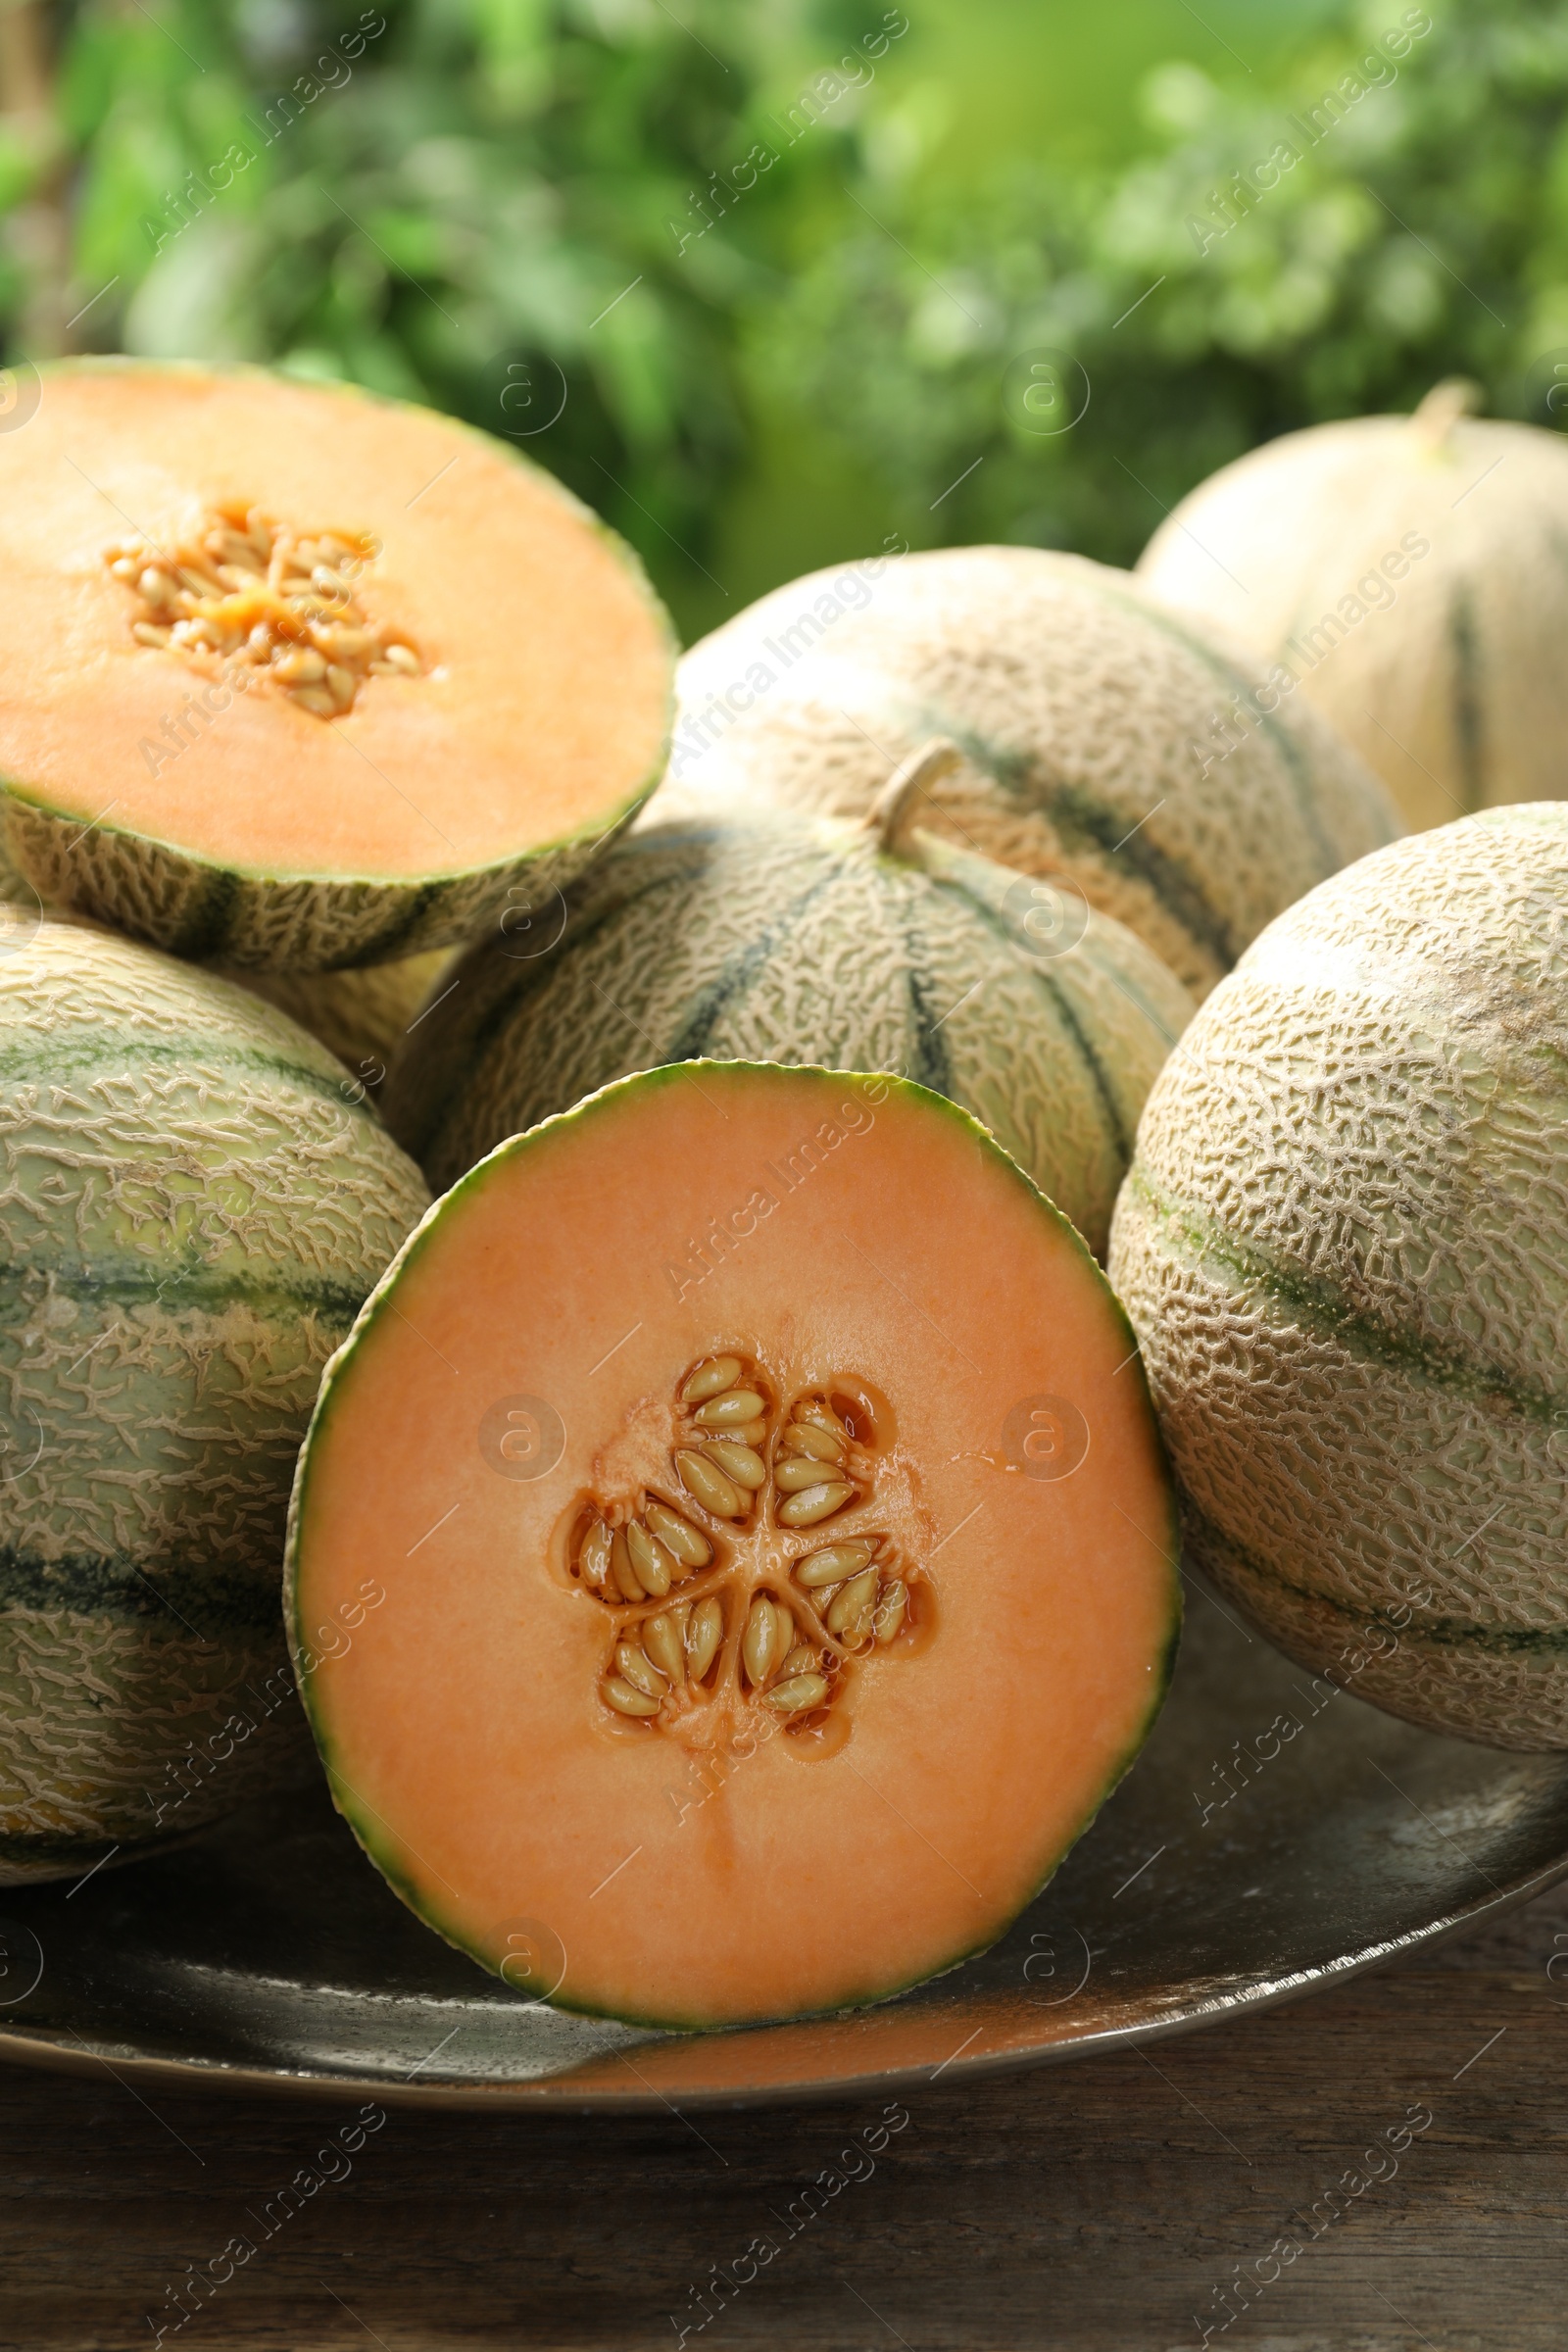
left=385, top=761, right=1194, bottom=1258
left=655, top=544, right=1402, bottom=1001
left=219, top=947, right=455, bottom=1102
left=1136, top=383, right=1568, bottom=831
left=1108, top=804, right=1568, bottom=1749
left=0, top=917, right=430, bottom=1881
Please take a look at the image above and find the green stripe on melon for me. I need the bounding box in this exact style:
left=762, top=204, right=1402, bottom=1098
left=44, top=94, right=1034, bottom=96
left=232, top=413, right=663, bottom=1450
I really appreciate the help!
left=657, top=546, right=1403, bottom=1001
left=1108, top=802, right=1568, bottom=1749
left=385, top=781, right=1195, bottom=1259
left=0, top=916, right=430, bottom=1882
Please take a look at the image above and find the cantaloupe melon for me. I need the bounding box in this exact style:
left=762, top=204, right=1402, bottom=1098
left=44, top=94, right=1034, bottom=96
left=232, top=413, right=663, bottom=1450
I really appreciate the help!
left=287, top=1060, right=1180, bottom=2028
left=222, top=948, right=454, bottom=1102
left=384, top=746, right=1195, bottom=1257
left=0, top=361, right=674, bottom=970
left=1108, top=804, right=1568, bottom=1749
left=658, top=545, right=1402, bottom=1000
left=1136, top=383, right=1568, bottom=832
left=0, top=917, right=429, bottom=1882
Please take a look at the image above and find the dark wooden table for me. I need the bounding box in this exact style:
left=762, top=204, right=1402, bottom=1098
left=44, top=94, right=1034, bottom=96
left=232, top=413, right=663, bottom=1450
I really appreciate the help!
left=5, top=1873, right=1566, bottom=2351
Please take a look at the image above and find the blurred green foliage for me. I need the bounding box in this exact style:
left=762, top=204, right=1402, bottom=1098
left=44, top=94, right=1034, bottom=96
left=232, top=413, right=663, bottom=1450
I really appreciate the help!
left=5, top=0, right=1568, bottom=634
left=766, top=0, right=1568, bottom=573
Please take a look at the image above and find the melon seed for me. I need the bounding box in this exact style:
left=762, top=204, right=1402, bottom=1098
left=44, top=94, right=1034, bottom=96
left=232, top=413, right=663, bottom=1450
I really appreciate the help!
left=682, top=1356, right=742, bottom=1403
left=705, top=1439, right=766, bottom=1490
left=874, top=1580, right=908, bottom=1643
left=615, top=1642, right=666, bottom=1699
left=779, top=1643, right=818, bottom=1679
left=692, top=1390, right=764, bottom=1429
left=103, top=504, right=417, bottom=718
left=826, top=1569, right=880, bottom=1639
left=685, top=1596, right=725, bottom=1681
left=765, top=1674, right=829, bottom=1714
left=645, top=1501, right=712, bottom=1568
left=731, top=1418, right=767, bottom=1446
left=625, top=1522, right=674, bottom=1596
left=603, top=1676, right=661, bottom=1719
left=742, top=1594, right=782, bottom=1689
left=796, top=1399, right=850, bottom=1442
left=782, top=1422, right=844, bottom=1463
left=610, top=1528, right=645, bottom=1603
left=579, top=1521, right=613, bottom=1589
left=676, top=1448, right=746, bottom=1518
left=777, top=1481, right=855, bottom=1528
left=641, top=1613, right=686, bottom=1685
left=795, top=1540, right=879, bottom=1588
left=774, top=1454, right=844, bottom=1494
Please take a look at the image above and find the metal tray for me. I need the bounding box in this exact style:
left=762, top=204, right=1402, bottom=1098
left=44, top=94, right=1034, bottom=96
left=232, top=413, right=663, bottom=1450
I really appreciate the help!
left=2, top=1588, right=1565, bottom=2111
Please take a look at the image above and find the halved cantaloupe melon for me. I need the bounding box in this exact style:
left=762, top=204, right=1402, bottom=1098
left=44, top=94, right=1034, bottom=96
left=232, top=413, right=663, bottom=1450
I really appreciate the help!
left=287, top=1060, right=1180, bottom=2028
left=0, top=362, right=674, bottom=970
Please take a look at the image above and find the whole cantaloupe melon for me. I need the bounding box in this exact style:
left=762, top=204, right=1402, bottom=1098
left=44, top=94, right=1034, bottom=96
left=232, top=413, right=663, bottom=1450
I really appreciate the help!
left=1137, top=383, right=1568, bottom=831
left=221, top=947, right=454, bottom=1101
left=1108, top=804, right=1568, bottom=1749
left=658, top=545, right=1402, bottom=1000
left=0, top=917, right=429, bottom=1881
left=385, top=751, right=1195, bottom=1258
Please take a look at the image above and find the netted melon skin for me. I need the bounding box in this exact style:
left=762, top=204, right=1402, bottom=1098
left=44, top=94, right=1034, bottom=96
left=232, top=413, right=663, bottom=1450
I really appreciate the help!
left=0, top=918, right=429, bottom=1875
left=1108, top=803, right=1568, bottom=1749
left=385, top=810, right=1195, bottom=1257
left=1137, top=412, right=1568, bottom=832
left=218, top=947, right=454, bottom=1094
left=658, top=546, right=1402, bottom=1002
left=7, top=799, right=624, bottom=974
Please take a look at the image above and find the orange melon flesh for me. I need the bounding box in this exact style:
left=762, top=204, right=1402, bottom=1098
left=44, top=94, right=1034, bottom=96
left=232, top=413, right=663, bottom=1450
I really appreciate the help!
left=287, top=1064, right=1179, bottom=2028
left=0, top=363, right=671, bottom=876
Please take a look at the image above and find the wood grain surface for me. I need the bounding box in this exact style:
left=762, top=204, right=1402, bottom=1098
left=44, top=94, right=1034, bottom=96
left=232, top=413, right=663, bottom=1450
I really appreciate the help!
left=4, top=1873, right=1567, bottom=2351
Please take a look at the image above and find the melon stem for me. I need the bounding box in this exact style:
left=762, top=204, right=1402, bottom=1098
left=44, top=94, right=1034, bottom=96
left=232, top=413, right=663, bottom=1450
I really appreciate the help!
left=1410, top=377, right=1482, bottom=451
left=865, top=737, right=963, bottom=855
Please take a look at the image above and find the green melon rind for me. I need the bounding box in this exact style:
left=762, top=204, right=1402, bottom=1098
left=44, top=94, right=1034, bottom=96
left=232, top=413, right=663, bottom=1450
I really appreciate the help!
left=381, top=810, right=1195, bottom=1259
left=3, top=359, right=677, bottom=972
left=285, top=1059, right=1182, bottom=2030
left=0, top=917, right=431, bottom=1874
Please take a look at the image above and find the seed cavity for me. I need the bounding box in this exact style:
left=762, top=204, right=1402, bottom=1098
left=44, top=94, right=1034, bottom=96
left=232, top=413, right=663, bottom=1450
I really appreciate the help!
left=104, top=502, right=423, bottom=719
left=580, top=1360, right=921, bottom=1738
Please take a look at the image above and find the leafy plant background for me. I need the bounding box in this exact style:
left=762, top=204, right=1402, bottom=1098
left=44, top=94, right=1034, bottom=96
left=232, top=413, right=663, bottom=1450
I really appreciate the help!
left=3, top=0, right=1564, bottom=638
